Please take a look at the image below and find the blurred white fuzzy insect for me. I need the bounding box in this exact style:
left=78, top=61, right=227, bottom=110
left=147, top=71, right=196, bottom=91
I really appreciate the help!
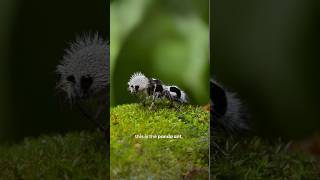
left=56, top=33, right=109, bottom=133
left=127, top=72, right=189, bottom=109
left=211, top=79, right=249, bottom=133
left=211, top=79, right=250, bottom=155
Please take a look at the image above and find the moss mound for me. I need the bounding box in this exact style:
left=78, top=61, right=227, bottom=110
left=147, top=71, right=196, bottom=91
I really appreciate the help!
left=110, top=103, right=209, bottom=179
left=212, top=134, right=320, bottom=179
left=1, top=103, right=315, bottom=179
left=0, top=131, right=108, bottom=179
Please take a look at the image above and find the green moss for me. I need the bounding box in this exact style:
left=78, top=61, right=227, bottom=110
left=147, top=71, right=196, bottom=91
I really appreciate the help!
left=110, top=103, right=209, bottom=179
left=3, top=103, right=315, bottom=179
left=0, top=131, right=108, bottom=179
left=212, top=134, right=320, bottom=179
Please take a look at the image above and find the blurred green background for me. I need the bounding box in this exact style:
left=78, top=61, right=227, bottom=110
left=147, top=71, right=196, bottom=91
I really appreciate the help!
left=110, top=0, right=209, bottom=106
left=0, top=0, right=108, bottom=143
left=212, top=0, right=320, bottom=138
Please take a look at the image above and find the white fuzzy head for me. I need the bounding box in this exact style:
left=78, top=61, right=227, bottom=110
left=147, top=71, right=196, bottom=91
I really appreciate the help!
left=56, top=33, right=109, bottom=104
left=128, top=72, right=149, bottom=94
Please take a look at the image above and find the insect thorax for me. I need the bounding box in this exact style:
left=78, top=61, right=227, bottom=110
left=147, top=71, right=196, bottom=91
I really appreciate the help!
left=147, top=78, right=165, bottom=96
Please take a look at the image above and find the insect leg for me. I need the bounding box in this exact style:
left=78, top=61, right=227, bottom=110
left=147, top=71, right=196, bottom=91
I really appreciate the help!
left=148, top=85, right=158, bottom=110
left=139, top=95, right=147, bottom=107
left=149, top=92, right=157, bottom=110
left=76, top=102, right=106, bottom=133
left=164, top=90, right=176, bottom=108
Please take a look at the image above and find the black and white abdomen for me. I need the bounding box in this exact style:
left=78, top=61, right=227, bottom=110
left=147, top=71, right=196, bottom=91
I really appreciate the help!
left=164, top=85, right=189, bottom=103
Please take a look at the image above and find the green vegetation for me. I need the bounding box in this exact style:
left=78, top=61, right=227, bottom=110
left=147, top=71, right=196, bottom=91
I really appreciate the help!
left=2, top=104, right=316, bottom=179
left=111, top=0, right=209, bottom=106
left=0, top=131, right=108, bottom=179
left=212, top=134, right=320, bottom=179
left=110, top=103, right=209, bottom=179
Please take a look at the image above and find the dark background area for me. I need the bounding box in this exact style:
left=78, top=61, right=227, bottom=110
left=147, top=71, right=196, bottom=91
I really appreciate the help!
left=0, top=0, right=108, bottom=142
left=212, top=0, right=320, bottom=138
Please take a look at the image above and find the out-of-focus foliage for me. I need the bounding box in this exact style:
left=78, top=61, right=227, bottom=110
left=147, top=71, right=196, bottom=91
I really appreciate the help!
left=111, top=0, right=209, bottom=106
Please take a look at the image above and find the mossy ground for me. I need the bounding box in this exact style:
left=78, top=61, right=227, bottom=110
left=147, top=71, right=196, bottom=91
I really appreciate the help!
left=110, top=103, right=210, bottom=179
left=1, top=103, right=318, bottom=179
left=212, top=133, right=320, bottom=179
left=0, top=131, right=108, bottom=179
